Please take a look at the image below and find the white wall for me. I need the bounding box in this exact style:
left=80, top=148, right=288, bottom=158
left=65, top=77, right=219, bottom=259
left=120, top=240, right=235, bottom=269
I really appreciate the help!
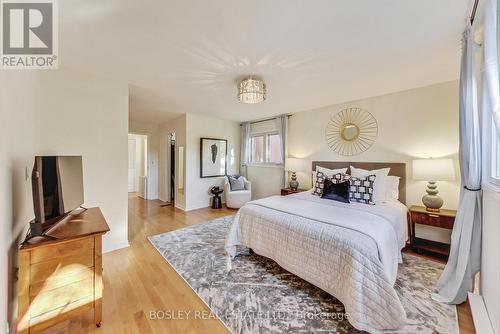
left=34, top=70, right=130, bottom=253
left=246, top=119, right=284, bottom=199
left=157, top=114, right=240, bottom=211
left=159, top=115, right=187, bottom=209
left=127, top=134, right=147, bottom=192
left=185, top=113, right=240, bottom=210
left=247, top=166, right=283, bottom=199
left=1, top=69, right=130, bottom=251
left=481, top=184, right=500, bottom=334
left=0, top=71, right=38, bottom=334
left=129, top=120, right=160, bottom=199
left=0, top=68, right=129, bottom=332
left=288, top=81, right=460, bottom=207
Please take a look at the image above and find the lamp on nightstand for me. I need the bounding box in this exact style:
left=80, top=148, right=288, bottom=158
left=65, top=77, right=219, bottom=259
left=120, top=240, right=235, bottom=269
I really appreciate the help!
left=413, top=158, right=455, bottom=212
left=284, top=158, right=309, bottom=191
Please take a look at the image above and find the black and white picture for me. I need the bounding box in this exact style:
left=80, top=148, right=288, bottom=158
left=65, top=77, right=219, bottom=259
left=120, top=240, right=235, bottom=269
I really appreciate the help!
left=200, top=138, right=227, bottom=178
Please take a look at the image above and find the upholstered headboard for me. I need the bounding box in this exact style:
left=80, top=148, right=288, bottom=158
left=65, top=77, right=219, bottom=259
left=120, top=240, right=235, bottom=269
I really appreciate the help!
left=311, top=161, right=407, bottom=204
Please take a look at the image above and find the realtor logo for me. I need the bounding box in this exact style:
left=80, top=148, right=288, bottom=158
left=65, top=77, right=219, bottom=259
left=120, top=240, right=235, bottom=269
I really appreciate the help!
left=1, top=0, right=58, bottom=69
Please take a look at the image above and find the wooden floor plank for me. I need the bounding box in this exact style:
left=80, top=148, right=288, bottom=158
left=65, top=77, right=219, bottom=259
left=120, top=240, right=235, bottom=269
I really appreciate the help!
left=37, top=193, right=474, bottom=334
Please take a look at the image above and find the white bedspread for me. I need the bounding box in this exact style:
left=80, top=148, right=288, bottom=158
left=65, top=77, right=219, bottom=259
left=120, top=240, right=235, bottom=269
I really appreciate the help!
left=225, top=192, right=408, bottom=333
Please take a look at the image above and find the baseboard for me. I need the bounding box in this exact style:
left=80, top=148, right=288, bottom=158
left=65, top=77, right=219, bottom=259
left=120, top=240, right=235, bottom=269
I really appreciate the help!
left=183, top=199, right=230, bottom=212
left=468, top=292, right=495, bottom=334
left=174, top=203, right=186, bottom=211
left=103, top=239, right=130, bottom=253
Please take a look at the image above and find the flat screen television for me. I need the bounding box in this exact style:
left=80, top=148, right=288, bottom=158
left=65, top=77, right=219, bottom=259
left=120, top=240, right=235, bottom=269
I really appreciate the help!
left=31, top=156, right=84, bottom=234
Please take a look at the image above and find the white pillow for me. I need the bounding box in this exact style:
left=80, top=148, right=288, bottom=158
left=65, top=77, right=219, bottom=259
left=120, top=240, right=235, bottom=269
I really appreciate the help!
left=316, top=166, right=348, bottom=177
left=312, top=167, right=348, bottom=187
left=385, top=175, right=400, bottom=200
left=350, top=166, right=390, bottom=203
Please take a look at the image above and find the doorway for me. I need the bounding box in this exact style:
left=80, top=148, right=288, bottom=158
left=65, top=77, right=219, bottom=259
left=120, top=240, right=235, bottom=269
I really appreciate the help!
left=170, top=133, right=175, bottom=202
left=162, top=132, right=176, bottom=206
left=128, top=134, right=148, bottom=198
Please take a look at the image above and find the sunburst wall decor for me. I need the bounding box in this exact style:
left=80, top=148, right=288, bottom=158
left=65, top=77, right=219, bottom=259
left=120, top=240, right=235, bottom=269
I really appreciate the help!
left=325, top=108, right=378, bottom=156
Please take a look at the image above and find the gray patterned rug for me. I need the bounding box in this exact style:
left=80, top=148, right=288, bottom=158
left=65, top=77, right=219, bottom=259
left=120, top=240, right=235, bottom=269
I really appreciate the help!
left=148, top=216, right=458, bottom=334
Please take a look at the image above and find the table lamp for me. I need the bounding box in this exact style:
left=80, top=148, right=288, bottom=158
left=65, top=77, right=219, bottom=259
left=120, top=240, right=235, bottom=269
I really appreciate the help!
left=412, top=158, right=455, bottom=212
left=284, top=158, right=309, bottom=191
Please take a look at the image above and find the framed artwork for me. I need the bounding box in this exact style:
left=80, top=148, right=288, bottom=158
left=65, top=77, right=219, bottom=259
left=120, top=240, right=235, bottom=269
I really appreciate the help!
left=200, top=138, right=228, bottom=178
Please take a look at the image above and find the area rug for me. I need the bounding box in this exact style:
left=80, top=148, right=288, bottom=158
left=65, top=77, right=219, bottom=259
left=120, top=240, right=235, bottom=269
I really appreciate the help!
left=148, top=216, right=458, bottom=334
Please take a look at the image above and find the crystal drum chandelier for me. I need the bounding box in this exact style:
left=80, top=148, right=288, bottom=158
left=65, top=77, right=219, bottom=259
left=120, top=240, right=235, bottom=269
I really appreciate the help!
left=238, top=77, right=266, bottom=104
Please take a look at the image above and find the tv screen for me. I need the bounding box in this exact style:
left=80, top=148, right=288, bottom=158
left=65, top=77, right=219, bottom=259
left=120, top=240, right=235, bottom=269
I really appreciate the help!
left=32, top=156, right=84, bottom=223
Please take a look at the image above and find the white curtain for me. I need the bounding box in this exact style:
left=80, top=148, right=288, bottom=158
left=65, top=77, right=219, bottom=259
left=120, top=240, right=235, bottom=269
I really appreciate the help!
left=240, top=122, right=250, bottom=178
left=433, top=25, right=483, bottom=304
left=484, top=0, right=500, bottom=136
left=276, top=115, right=288, bottom=188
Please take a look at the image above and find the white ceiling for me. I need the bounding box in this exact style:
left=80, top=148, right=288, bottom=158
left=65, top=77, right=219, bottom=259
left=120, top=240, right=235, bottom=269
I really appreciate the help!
left=60, top=0, right=471, bottom=123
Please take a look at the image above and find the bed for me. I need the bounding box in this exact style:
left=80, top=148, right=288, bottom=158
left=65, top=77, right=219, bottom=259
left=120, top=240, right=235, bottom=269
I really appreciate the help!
left=225, top=162, right=409, bottom=334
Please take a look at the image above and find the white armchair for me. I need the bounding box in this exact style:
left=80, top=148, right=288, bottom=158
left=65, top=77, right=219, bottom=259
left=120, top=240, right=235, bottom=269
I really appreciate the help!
left=224, top=177, right=252, bottom=209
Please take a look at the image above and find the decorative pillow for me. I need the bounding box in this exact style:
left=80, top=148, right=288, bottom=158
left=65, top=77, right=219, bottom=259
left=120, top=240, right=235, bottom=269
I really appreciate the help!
left=227, top=175, right=245, bottom=191
left=312, top=167, right=348, bottom=189
left=329, top=172, right=351, bottom=184
left=349, top=174, right=376, bottom=205
left=321, top=179, right=350, bottom=203
left=316, top=166, right=348, bottom=177
left=313, top=172, right=350, bottom=196
left=350, top=166, right=390, bottom=202
left=385, top=175, right=400, bottom=200
left=312, top=171, right=327, bottom=196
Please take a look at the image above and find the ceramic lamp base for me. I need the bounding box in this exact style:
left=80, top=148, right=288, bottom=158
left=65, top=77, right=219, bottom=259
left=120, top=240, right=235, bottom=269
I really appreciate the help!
left=422, top=181, right=444, bottom=212
left=289, top=172, right=299, bottom=191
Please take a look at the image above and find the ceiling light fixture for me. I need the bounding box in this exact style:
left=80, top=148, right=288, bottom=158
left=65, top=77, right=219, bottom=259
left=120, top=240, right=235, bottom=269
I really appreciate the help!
left=238, top=77, right=266, bottom=104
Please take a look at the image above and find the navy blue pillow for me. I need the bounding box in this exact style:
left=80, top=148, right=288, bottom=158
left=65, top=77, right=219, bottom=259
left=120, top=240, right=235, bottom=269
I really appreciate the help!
left=321, top=178, right=350, bottom=203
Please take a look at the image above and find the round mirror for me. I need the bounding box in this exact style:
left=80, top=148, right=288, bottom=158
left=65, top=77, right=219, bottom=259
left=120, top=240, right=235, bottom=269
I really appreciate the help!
left=341, top=124, right=359, bottom=141
left=325, top=108, right=378, bottom=156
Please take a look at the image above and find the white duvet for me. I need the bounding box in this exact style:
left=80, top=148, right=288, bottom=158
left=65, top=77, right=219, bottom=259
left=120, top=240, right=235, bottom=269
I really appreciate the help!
left=225, top=191, right=408, bottom=333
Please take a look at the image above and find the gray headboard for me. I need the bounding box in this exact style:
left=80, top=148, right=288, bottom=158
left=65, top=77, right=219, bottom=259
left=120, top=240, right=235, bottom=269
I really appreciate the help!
left=312, top=161, right=407, bottom=204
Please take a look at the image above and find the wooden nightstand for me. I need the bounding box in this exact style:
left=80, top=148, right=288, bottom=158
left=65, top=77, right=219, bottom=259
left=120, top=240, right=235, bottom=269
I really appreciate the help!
left=409, top=205, right=456, bottom=258
left=281, top=188, right=307, bottom=196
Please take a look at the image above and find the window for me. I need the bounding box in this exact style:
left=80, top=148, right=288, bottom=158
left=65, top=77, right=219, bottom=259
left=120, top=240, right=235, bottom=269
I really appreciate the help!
left=268, top=134, right=282, bottom=164
left=490, top=121, right=500, bottom=185
left=250, top=135, right=264, bottom=163
left=249, top=132, right=283, bottom=164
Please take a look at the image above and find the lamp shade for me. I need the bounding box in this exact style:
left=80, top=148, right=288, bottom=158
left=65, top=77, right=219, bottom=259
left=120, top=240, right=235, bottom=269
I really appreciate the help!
left=284, top=158, right=309, bottom=172
left=412, top=158, right=455, bottom=181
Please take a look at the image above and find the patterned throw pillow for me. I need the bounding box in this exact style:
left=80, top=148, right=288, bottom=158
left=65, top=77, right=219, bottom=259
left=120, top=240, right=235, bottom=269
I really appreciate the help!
left=313, top=172, right=350, bottom=196
left=349, top=174, right=376, bottom=205
left=330, top=172, right=351, bottom=184
left=312, top=171, right=327, bottom=196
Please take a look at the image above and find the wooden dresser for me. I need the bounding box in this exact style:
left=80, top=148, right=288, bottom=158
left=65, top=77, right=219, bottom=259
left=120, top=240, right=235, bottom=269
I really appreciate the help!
left=17, top=207, right=110, bottom=333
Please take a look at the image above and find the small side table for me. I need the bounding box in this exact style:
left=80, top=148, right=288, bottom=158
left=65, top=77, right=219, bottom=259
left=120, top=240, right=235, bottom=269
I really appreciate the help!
left=409, top=205, right=456, bottom=258
left=211, top=189, right=223, bottom=209
left=281, top=188, right=307, bottom=196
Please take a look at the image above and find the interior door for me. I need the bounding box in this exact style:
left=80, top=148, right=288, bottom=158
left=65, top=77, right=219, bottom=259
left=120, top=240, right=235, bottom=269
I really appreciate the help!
left=128, top=138, right=137, bottom=192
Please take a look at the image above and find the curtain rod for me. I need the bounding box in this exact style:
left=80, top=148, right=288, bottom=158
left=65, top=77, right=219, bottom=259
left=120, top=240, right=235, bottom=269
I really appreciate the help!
left=470, top=0, right=479, bottom=24
left=240, top=114, right=292, bottom=126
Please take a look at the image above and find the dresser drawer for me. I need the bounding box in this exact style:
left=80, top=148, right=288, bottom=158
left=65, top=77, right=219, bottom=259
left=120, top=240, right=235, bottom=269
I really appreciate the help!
left=29, top=277, right=93, bottom=317
left=29, top=295, right=94, bottom=330
left=411, top=212, right=454, bottom=229
left=30, top=237, right=94, bottom=264
left=30, top=268, right=94, bottom=297
left=30, top=251, right=94, bottom=284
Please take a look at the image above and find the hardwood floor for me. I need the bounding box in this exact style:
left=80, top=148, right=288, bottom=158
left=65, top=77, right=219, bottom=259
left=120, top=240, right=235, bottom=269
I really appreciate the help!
left=37, top=194, right=475, bottom=333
